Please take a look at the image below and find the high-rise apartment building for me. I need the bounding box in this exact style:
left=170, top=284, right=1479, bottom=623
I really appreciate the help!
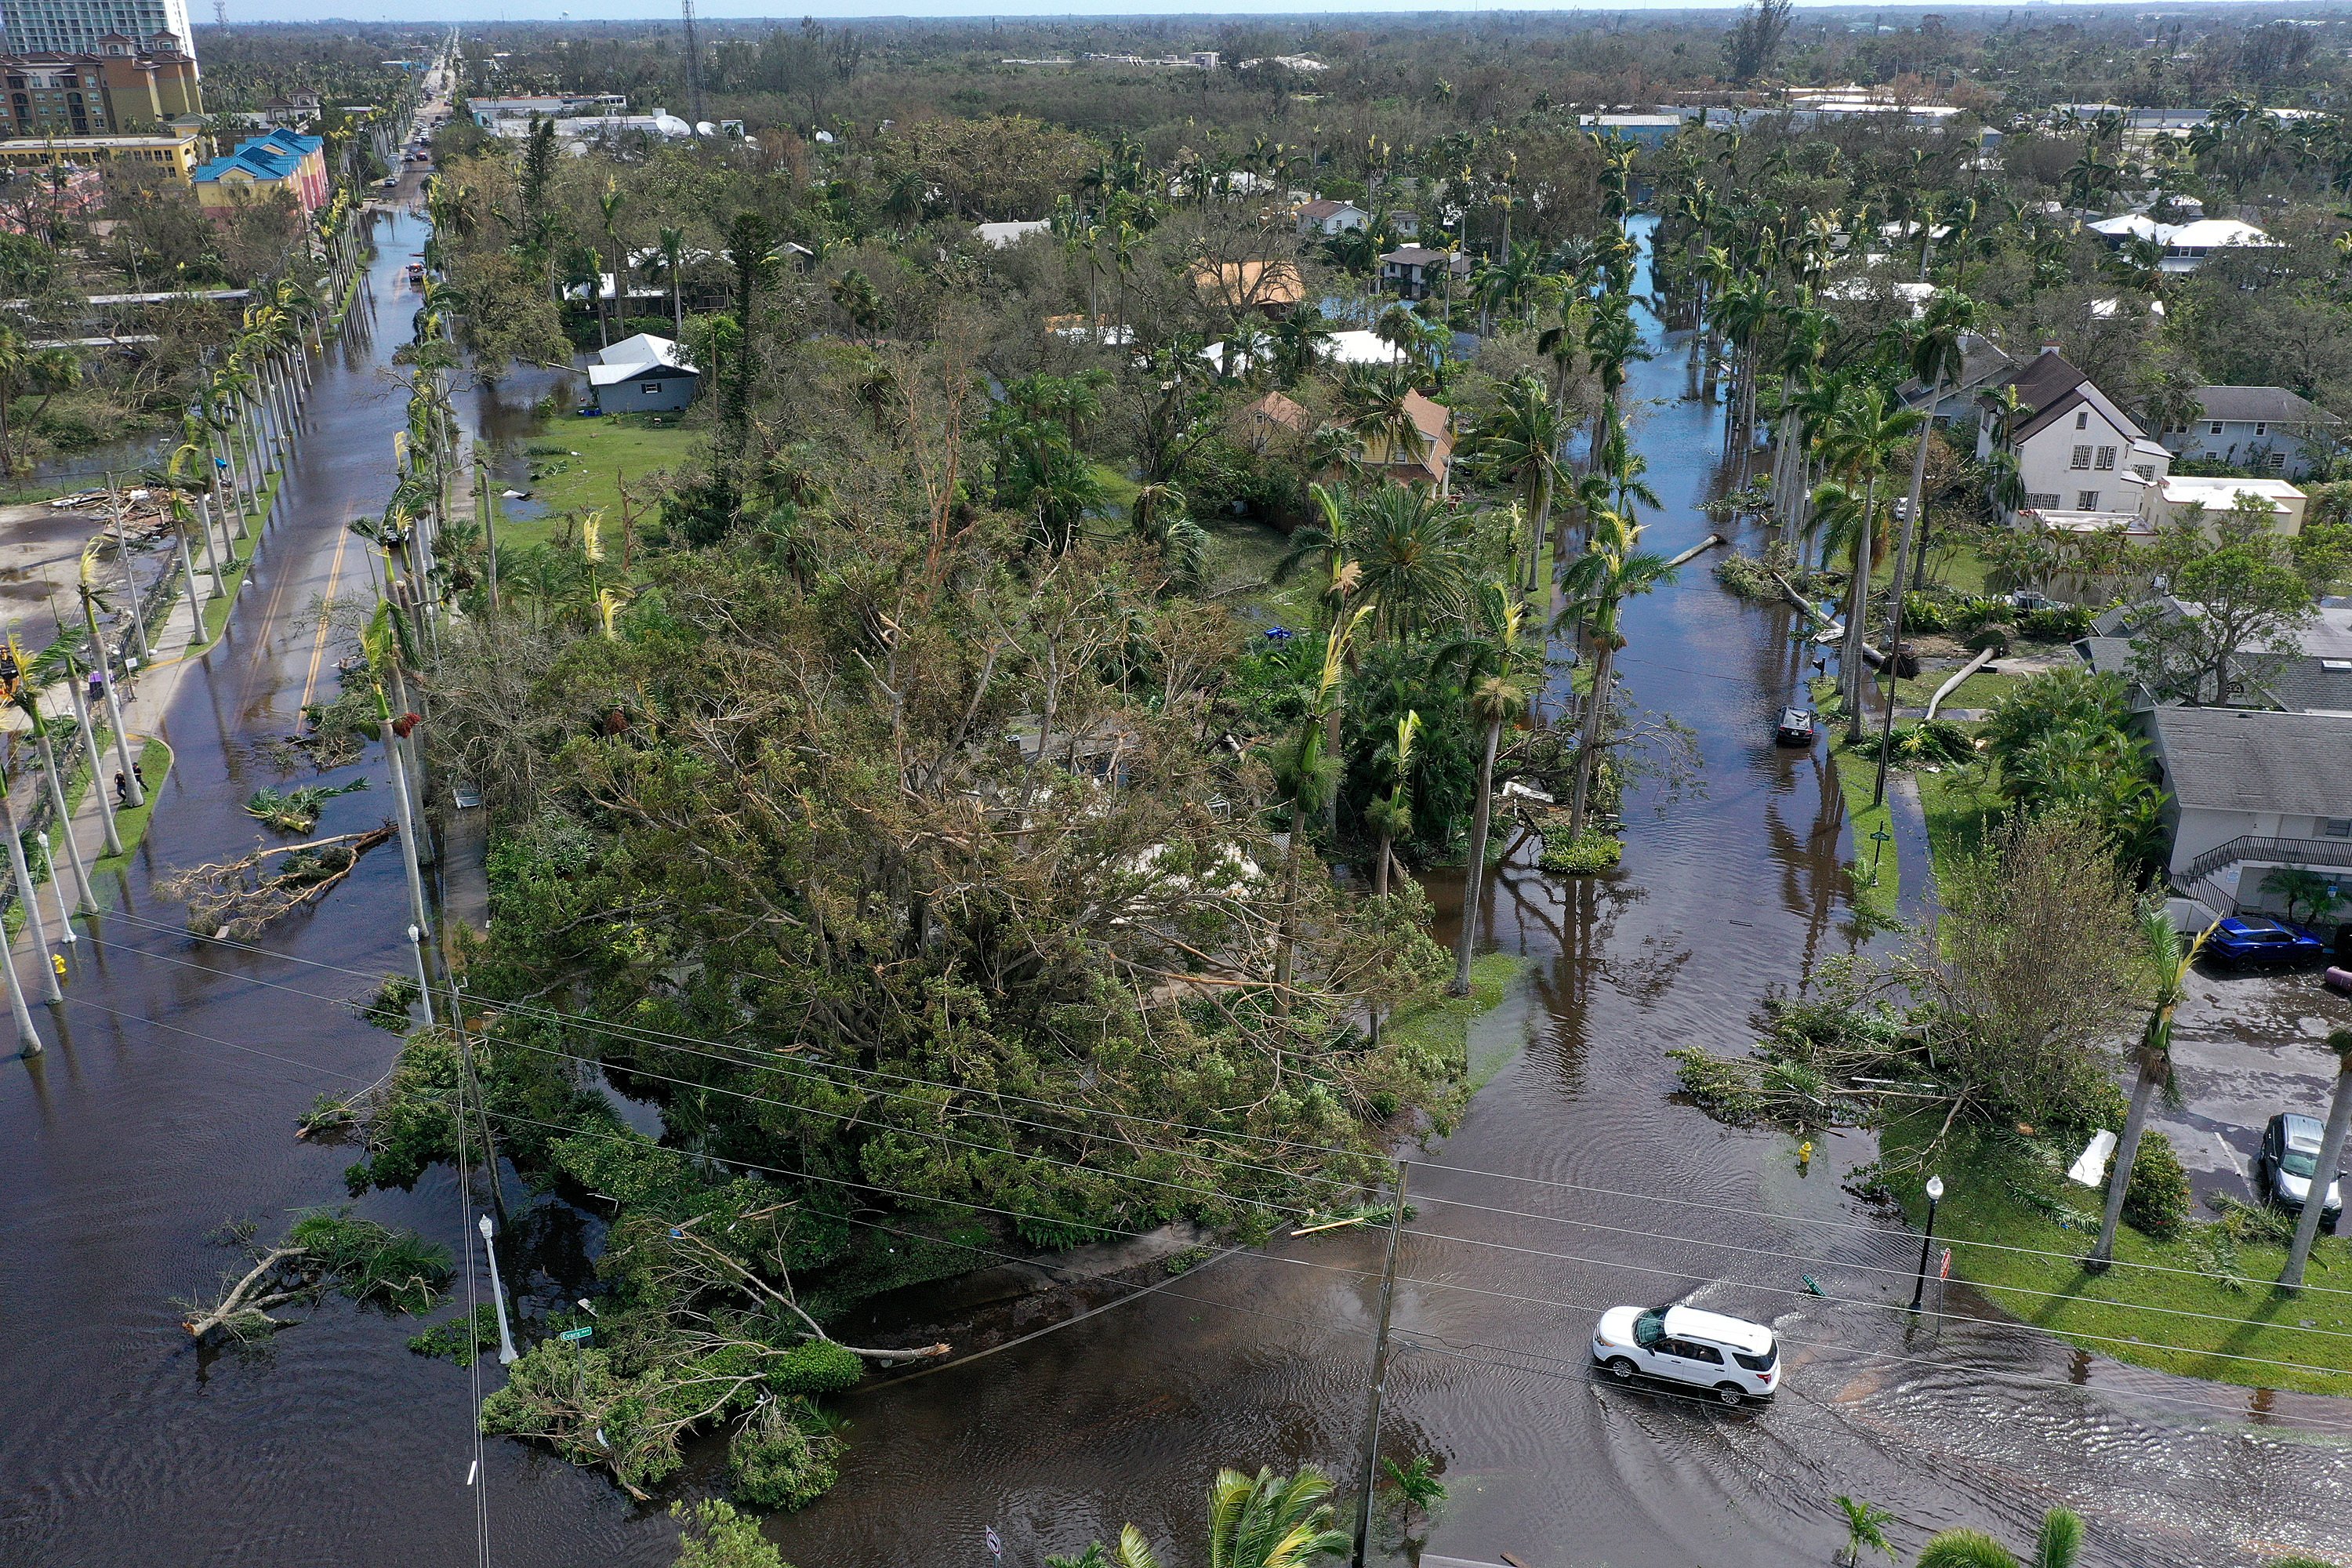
left=0, top=34, right=201, bottom=136
left=0, top=0, right=196, bottom=70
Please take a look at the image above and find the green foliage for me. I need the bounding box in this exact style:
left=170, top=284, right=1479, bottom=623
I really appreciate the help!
left=282, top=1210, right=452, bottom=1315
left=1979, top=670, right=2165, bottom=876
left=2260, top=869, right=2344, bottom=927
left=673, top=1495, right=790, bottom=1568
left=2114, top=1130, right=2192, bottom=1239
left=350, top=972, right=421, bottom=1033
left=1379, top=1454, right=1446, bottom=1529
left=1537, top=823, right=1622, bottom=874
left=1713, top=551, right=1781, bottom=601
left=727, top=1397, right=842, bottom=1510
left=408, top=1302, right=503, bottom=1365
left=1872, top=719, right=1977, bottom=768
left=244, top=778, right=369, bottom=833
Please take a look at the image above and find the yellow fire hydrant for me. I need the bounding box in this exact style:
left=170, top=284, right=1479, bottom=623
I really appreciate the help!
left=1797, top=1139, right=1814, bottom=1171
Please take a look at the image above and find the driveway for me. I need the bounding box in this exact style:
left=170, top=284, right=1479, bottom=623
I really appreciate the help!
left=2152, top=960, right=2352, bottom=1213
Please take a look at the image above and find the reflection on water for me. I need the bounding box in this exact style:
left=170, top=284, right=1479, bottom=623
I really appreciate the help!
left=0, top=215, right=2345, bottom=1568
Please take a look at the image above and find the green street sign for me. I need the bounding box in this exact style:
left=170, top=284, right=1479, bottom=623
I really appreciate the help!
left=559, top=1327, right=593, bottom=1341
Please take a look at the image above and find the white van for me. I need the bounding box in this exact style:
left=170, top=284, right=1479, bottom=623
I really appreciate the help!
left=1592, top=1303, right=1781, bottom=1406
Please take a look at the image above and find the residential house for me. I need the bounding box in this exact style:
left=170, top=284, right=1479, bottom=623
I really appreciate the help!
left=2087, top=598, right=2352, bottom=714
left=586, top=332, right=699, bottom=415
left=975, top=218, right=1051, bottom=249
left=2158, top=385, right=2340, bottom=479
left=1577, top=112, right=1689, bottom=147
left=1355, top=389, right=1454, bottom=495
left=1292, top=198, right=1367, bottom=238
left=1899, top=331, right=2013, bottom=421
left=1378, top=245, right=1468, bottom=301
left=192, top=126, right=327, bottom=217
left=2085, top=213, right=2276, bottom=272
left=1980, top=346, right=2171, bottom=524
left=2153, top=474, right=2307, bottom=537
left=1189, top=258, right=1304, bottom=314
left=2142, top=704, right=2352, bottom=913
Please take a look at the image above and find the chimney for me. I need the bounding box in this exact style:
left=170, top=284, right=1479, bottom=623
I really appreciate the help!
left=2040, top=343, right=2063, bottom=357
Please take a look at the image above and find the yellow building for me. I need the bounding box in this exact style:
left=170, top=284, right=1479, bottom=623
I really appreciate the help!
left=0, top=128, right=199, bottom=177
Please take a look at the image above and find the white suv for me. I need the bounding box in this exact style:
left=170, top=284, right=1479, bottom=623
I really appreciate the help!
left=1592, top=1304, right=1782, bottom=1406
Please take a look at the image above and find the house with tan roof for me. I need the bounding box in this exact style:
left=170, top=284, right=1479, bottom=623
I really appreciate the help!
left=1189, top=258, right=1305, bottom=313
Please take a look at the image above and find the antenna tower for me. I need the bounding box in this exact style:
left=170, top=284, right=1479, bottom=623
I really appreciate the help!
left=680, top=0, right=705, bottom=129
left=212, top=0, right=227, bottom=23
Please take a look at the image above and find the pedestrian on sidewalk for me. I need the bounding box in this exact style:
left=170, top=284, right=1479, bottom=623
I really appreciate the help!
left=113, top=771, right=130, bottom=808
left=87, top=671, right=103, bottom=707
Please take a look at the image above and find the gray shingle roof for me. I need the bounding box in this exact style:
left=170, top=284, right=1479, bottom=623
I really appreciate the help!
left=2191, top=385, right=2340, bottom=426
left=2149, top=706, right=2352, bottom=816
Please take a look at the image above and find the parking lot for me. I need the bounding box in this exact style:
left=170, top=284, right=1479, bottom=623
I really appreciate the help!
left=2154, top=954, right=2352, bottom=1215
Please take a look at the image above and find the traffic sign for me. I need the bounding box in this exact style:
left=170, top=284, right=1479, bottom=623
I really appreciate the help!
left=1939, top=1247, right=1952, bottom=1280
left=559, top=1326, right=593, bottom=1341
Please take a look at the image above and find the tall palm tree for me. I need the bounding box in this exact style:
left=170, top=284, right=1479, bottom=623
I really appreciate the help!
left=1875, top=291, right=1978, bottom=800
left=655, top=224, right=690, bottom=335
left=1558, top=506, right=1679, bottom=838
left=1338, top=365, right=1429, bottom=477
left=1466, top=375, right=1565, bottom=593
left=1584, top=299, right=1651, bottom=466
left=2282, top=1028, right=2352, bottom=1290
left=2091, top=911, right=2211, bottom=1267
left=1350, top=483, right=1471, bottom=643
left=1452, top=586, right=1529, bottom=996
left=1916, top=1506, right=2084, bottom=1568
left=1272, top=609, right=1370, bottom=1006
left=1815, top=385, right=1922, bottom=739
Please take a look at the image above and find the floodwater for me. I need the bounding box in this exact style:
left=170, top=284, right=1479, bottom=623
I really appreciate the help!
left=0, top=210, right=2347, bottom=1568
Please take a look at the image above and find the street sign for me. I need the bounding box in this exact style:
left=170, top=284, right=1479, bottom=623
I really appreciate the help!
left=559, top=1326, right=593, bottom=1341
left=1939, top=1248, right=1952, bottom=1280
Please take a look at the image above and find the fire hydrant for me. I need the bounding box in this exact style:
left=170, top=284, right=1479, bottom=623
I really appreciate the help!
left=1797, top=1139, right=1814, bottom=1172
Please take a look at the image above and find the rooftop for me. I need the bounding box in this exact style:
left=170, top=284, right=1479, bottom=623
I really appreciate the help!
left=2190, top=385, right=2339, bottom=426
left=2149, top=706, right=2352, bottom=817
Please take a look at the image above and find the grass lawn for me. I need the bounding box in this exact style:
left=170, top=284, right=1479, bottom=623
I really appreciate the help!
left=1916, top=760, right=2002, bottom=884
left=1813, top=676, right=1899, bottom=924
left=1388, top=951, right=1526, bottom=1093
left=1202, top=515, right=1321, bottom=630
left=1889, top=666, right=2020, bottom=712
left=91, top=738, right=172, bottom=879
left=1882, top=1113, right=2352, bottom=1395
left=503, top=414, right=701, bottom=550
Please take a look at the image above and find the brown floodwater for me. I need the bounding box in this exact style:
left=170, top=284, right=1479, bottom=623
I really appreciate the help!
left=1, top=213, right=2347, bottom=1568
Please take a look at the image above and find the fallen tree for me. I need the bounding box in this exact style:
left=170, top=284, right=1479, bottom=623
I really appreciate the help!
left=179, top=1210, right=450, bottom=1342
left=162, top=823, right=397, bottom=939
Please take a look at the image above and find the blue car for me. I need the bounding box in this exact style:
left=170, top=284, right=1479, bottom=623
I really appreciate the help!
left=2207, top=916, right=2328, bottom=967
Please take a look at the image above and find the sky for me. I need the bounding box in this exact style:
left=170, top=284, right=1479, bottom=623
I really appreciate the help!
left=225, top=0, right=2193, bottom=22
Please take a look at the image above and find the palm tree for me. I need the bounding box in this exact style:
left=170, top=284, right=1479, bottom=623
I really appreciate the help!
left=1367, top=710, right=1421, bottom=898
left=0, top=325, right=79, bottom=477
left=1584, top=299, right=1651, bottom=463
left=1350, top=483, right=1471, bottom=643
left=1876, top=290, right=1977, bottom=801
left=1835, top=1495, right=1897, bottom=1566
left=1558, top=507, right=1679, bottom=838
left=1269, top=305, right=1334, bottom=389
left=1466, top=375, right=1565, bottom=593
left=655, top=224, right=690, bottom=334
left=1338, top=365, right=1429, bottom=477
left=2282, top=1027, right=2352, bottom=1290
left=1815, top=385, right=1922, bottom=739
left=1452, top=586, right=1529, bottom=996
left=2091, top=912, right=2212, bottom=1268
left=1916, top=1507, right=2083, bottom=1568
left=1106, top=1467, right=1349, bottom=1568
left=1273, top=609, right=1370, bottom=1005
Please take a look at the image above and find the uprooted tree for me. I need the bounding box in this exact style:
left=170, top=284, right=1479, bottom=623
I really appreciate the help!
left=178, top=1210, right=450, bottom=1342
left=164, top=824, right=397, bottom=940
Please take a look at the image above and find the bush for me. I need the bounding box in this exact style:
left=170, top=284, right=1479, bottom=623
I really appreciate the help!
left=765, top=1337, right=865, bottom=1396
left=2115, top=1131, right=2192, bottom=1238
left=1538, top=825, right=1622, bottom=874
left=1713, top=551, right=1780, bottom=600
left=2019, top=605, right=2093, bottom=641
left=1899, top=591, right=1951, bottom=633
left=1874, top=719, right=1977, bottom=768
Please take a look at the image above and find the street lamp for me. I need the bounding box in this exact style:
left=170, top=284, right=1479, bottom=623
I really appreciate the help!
left=478, top=1214, right=519, bottom=1365
left=1910, top=1174, right=1945, bottom=1312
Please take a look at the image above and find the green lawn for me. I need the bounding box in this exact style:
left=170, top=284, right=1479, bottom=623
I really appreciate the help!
left=1389, top=951, right=1526, bottom=1093
left=1882, top=1114, right=2352, bottom=1395
left=91, top=739, right=172, bottom=880
left=502, top=414, right=702, bottom=550
left=1889, top=667, right=2020, bottom=712
left=1202, top=516, right=1321, bottom=629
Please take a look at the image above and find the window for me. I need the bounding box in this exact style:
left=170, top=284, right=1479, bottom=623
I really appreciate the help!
left=2095, top=446, right=2117, bottom=470
left=2326, top=818, right=2352, bottom=839
left=2256, top=422, right=2267, bottom=437
left=1668, top=1339, right=1724, bottom=1365
left=2134, top=463, right=2156, bottom=481
left=2026, top=492, right=2062, bottom=510
left=2269, top=452, right=2287, bottom=471
left=2076, top=490, right=2101, bottom=510
left=2071, top=445, right=2092, bottom=470
left=2076, top=410, right=2089, bottom=430
left=2210, top=422, right=2224, bottom=436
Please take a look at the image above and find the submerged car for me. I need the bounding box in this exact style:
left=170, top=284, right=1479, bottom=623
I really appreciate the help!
left=1592, top=1304, right=1780, bottom=1406
left=2260, top=1112, right=2345, bottom=1225
left=1774, top=708, right=1817, bottom=747
left=2207, top=916, right=2327, bottom=967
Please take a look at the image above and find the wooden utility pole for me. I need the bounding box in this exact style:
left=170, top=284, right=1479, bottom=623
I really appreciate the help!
left=1350, top=1160, right=1410, bottom=1568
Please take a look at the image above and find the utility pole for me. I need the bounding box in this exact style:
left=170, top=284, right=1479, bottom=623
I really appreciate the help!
left=681, top=0, right=706, bottom=129
left=1350, top=1161, right=1409, bottom=1568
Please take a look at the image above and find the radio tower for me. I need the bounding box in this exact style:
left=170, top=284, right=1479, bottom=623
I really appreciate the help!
left=212, top=0, right=227, bottom=23
left=680, top=0, right=705, bottom=129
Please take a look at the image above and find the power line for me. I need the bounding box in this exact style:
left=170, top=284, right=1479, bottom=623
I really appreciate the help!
left=76, top=910, right=2352, bottom=1301
left=46, top=978, right=2348, bottom=1439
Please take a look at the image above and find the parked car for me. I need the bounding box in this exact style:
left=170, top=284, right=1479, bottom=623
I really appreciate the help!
left=1592, top=1304, right=1780, bottom=1406
left=2207, top=916, right=2327, bottom=967
left=1773, top=708, right=1817, bottom=748
left=2259, top=1112, right=2344, bottom=1226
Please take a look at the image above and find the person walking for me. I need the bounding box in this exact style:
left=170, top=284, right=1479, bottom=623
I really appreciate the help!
left=113, top=771, right=130, bottom=808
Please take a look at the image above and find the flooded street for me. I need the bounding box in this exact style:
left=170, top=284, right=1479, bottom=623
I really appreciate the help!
left=0, top=212, right=2346, bottom=1568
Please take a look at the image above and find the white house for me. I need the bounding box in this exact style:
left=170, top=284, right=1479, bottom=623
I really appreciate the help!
left=1983, top=347, right=2171, bottom=524
left=2086, top=213, right=2276, bottom=272
left=975, top=219, right=1052, bottom=249
left=2145, top=705, right=2352, bottom=912
left=1379, top=245, right=1468, bottom=300
left=1294, top=198, right=1368, bottom=238
left=2152, top=474, right=2308, bottom=537
left=2159, top=385, right=2341, bottom=479
left=587, top=333, right=699, bottom=415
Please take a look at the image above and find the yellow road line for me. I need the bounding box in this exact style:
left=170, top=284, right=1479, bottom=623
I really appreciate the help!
left=297, top=524, right=350, bottom=714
